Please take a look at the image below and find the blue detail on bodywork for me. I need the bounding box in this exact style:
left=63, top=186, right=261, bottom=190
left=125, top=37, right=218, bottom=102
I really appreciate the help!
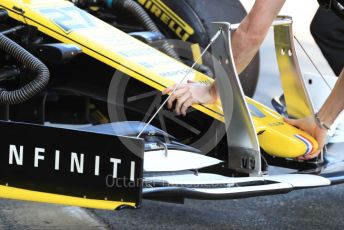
left=248, top=103, right=266, bottom=118
left=295, top=134, right=311, bottom=156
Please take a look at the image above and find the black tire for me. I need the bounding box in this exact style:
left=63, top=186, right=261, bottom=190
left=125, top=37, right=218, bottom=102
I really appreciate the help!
left=137, top=0, right=260, bottom=97
left=107, top=0, right=259, bottom=155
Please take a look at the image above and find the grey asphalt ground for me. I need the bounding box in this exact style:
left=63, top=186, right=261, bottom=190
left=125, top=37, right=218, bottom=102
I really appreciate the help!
left=2, top=185, right=344, bottom=229
left=1, top=23, right=343, bottom=230
left=91, top=185, right=344, bottom=230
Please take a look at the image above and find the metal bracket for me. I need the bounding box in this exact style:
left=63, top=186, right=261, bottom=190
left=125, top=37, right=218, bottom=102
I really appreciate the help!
left=273, top=16, right=315, bottom=118
left=210, top=22, right=261, bottom=176
left=273, top=16, right=324, bottom=163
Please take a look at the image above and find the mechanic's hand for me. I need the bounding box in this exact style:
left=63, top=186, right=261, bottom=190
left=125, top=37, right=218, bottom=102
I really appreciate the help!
left=284, top=116, right=328, bottom=160
left=162, top=80, right=217, bottom=116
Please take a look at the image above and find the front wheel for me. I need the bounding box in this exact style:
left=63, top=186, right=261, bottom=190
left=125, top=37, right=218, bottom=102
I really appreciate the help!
left=136, top=0, right=260, bottom=97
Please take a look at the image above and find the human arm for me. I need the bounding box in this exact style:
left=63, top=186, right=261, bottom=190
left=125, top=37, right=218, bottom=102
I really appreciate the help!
left=232, top=0, right=286, bottom=73
left=163, top=0, right=286, bottom=115
left=285, top=68, right=344, bottom=159
left=317, top=68, right=344, bottom=126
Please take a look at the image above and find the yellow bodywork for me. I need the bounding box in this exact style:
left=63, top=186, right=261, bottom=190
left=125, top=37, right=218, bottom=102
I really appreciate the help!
left=0, top=0, right=318, bottom=207
left=0, top=0, right=318, bottom=158
left=0, top=185, right=135, bottom=210
left=247, top=98, right=318, bottom=158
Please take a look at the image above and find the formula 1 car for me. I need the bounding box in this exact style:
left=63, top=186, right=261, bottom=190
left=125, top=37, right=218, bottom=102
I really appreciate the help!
left=0, top=0, right=343, bottom=210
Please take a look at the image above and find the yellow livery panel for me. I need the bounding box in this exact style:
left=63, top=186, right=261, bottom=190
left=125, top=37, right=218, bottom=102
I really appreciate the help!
left=247, top=98, right=318, bottom=158
left=0, top=185, right=135, bottom=210
left=0, top=0, right=318, bottom=159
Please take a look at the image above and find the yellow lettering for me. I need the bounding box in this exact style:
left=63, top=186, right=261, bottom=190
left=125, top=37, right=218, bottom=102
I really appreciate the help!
left=182, top=33, right=190, bottom=41
left=138, top=1, right=192, bottom=41
left=169, top=20, right=177, bottom=32
left=160, top=13, right=170, bottom=25
left=175, top=27, right=183, bottom=39
left=146, top=0, right=152, bottom=9
left=150, top=5, right=162, bottom=17
left=138, top=0, right=147, bottom=5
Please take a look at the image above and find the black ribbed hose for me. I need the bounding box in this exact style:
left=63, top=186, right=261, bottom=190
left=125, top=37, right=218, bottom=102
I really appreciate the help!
left=115, top=0, right=214, bottom=76
left=0, top=33, right=49, bottom=104
left=119, top=0, right=180, bottom=61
